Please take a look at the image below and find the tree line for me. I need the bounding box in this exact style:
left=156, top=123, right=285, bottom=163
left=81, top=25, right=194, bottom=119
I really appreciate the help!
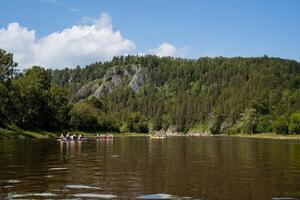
left=1, top=48, right=300, bottom=135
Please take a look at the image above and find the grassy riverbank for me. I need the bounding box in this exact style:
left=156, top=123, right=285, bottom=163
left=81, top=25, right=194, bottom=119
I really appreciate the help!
left=227, top=132, right=300, bottom=140
left=0, top=126, right=58, bottom=139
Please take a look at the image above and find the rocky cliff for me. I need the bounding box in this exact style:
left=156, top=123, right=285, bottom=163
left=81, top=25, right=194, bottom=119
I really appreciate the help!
left=72, top=64, right=147, bottom=101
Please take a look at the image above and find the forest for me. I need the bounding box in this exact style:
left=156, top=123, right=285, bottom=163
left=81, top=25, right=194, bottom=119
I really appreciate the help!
left=1, top=48, right=300, bottom=136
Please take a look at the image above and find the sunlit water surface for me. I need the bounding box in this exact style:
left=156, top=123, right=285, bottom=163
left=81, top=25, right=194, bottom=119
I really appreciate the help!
left=0, top=137, right=300, bottom=200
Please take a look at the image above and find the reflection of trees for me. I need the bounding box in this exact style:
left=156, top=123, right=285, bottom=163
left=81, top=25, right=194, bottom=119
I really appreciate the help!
left=0, top=140, right=64, bottom=193
left=1, top=138, right=300, bottom=199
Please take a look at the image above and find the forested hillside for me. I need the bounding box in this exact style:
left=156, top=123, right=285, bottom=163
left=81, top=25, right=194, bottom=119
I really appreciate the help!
left=1, top=48, right=300, bottom=135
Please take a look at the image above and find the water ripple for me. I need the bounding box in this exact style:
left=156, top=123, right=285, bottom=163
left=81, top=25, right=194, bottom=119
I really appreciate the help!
left=65, top=184, right=102, bottom=190
left=138, top=194, right=174, bottom=199
left=8, top=192, right=57, bottom=198
left=70, top=193, right=117, bottom=198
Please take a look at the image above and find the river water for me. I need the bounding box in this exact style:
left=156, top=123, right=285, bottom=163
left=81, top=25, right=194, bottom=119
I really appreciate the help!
left=0, top=137, right=300, bottom=200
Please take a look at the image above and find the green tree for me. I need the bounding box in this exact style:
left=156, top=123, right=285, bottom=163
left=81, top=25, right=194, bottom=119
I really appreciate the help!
left=0, top=49, right=17, bottom=126
left=0, top=83, right=9, bottom=126
left=48, top=85, right=71, bottom=129
left=2, top=49, right=300, bottom=135
left=289, top=113, right=300, bottom=134
left=232, top=108, right=258, bottom=134
left=0, top=49, right=17, bottom=82
left=69, top=101, right=100, bottom=131
left=209, top=114, right=224, bottom=134
left=123, top=112, right=149, bottom=133
left=256, top=115, right=272, bottom=133
left=12, top=66, right=52, bottom=128
left=272, top=118, right=289, bottom=134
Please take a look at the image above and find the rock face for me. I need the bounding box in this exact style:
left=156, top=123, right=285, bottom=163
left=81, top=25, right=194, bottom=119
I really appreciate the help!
left=129, top=65, right=147, bottom=92
left=73, top=80, right=100, bottom=101
left=73, top=64, right=147, bottom=101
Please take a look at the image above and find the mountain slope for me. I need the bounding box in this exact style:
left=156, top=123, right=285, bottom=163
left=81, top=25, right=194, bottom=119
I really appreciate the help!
left=51, top=55, right=300, bottom=134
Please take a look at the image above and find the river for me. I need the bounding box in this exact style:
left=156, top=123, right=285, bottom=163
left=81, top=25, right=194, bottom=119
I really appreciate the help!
left=0, top=137, right=300, bottom=199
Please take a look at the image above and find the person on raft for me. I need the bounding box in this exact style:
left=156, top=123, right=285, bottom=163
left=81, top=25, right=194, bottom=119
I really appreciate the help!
left=78, top=134, right=82, bottom=140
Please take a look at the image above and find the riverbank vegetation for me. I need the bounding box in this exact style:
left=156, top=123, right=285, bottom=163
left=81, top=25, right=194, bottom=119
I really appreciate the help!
left=227, top=132, right=300, bottom=140
left=0, top=126, right=57, bottom=139
left=1, top=48, right=300, bottom=138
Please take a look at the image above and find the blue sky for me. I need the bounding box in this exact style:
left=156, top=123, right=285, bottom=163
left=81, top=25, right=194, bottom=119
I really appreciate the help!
left=0, top=0, right=300, bottom=69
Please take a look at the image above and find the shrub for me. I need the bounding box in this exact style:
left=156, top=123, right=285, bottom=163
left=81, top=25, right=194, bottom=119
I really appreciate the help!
left=123, top=112, right=149, bottom=133
left=209, top=114, right=224, bottom=135
left=68, top=101, right=101, bottom=131
left=272, top=118, right=289, bottom=134
left=230, top=108, right=258, bottom=134
left=256, top=115, right=272, bottom=133
left=289, top=112, right=300, bottom=134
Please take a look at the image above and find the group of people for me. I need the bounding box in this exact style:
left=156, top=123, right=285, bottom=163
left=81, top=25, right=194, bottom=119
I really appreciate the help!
left=60, top=133, right=83, bottom=141
left=58, top=133, right=114, bottom=141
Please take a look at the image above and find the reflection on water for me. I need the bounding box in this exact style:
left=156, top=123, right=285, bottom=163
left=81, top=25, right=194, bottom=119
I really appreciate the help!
left=59, top=140, right=82, bottom=159
left=70, top=193, right=118, bottom=198
left=0, top=137, right=300, bottom=199
left=7, top=192, right=57, bottom=198
left=138, top=193, right=174, bottom=199
left=65, top=184, right=102, bottom=190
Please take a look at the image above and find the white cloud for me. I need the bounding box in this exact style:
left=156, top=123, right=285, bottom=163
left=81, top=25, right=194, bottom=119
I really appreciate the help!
left=0, top=13, right=191, bottom=69
left=0, top=23, right=36, bottom=68
left=0, top=13, right=135, bottom=69
left=148, top=42, right=189, bottom=57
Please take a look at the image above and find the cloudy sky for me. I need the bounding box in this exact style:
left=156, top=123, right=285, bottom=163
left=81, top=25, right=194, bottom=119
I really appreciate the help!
left=0, top=0, right=300, bottom=69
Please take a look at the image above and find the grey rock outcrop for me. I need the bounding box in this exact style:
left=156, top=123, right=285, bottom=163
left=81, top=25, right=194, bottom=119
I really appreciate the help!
left=73, top=64, right=147, bottom=101
left=129, top=66, right=147, bottom=92
left=73, top=79, right=100, bottom=101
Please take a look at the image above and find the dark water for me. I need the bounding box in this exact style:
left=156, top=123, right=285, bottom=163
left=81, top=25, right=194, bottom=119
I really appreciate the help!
left=0, top=137, right=300, bottom=200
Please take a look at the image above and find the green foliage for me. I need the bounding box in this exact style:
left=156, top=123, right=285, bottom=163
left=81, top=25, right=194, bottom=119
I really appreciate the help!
left=122, top=112, right=149, bottom=133
left=0, top=49, right=17, bottom=82
left=69, top=101, right=101, bottom=131
left=0, top=82, right=9, bottom=126
left=1, top=49, right=300, bottom=135
left=209, top=114, right=224, bottom=134
left=256, top=115, right=273, bottom=133
left=150, top=116, right=163, bottom=131
left=52, top=55, right=300, bottom=134
left=0, top=49, right=17, bottom=126
left=231, top=108, right=258, bottom=134
left=289, top=113, right=300, bottom=134
left=48, top=85, right=71, bottom=129
left=219, top=119, right=233, bottom=134
left=82, top=55, right=300, bottom=134
left=0, top=50, right=71, bottom=131
left=189, top=123, right=209, bottom=133
left=272, top=118, right=289, bottom=134
left=69, top=100, right=121, bottom=132
left=12, top=66, right=53, bottom=128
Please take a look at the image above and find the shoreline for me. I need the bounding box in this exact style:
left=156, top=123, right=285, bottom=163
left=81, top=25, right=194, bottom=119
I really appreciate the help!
left=0, top=128, right=150, bottom=139
left=1, top=127, right=300, bottom=140
left=222, top=132, right=300, bottom=140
